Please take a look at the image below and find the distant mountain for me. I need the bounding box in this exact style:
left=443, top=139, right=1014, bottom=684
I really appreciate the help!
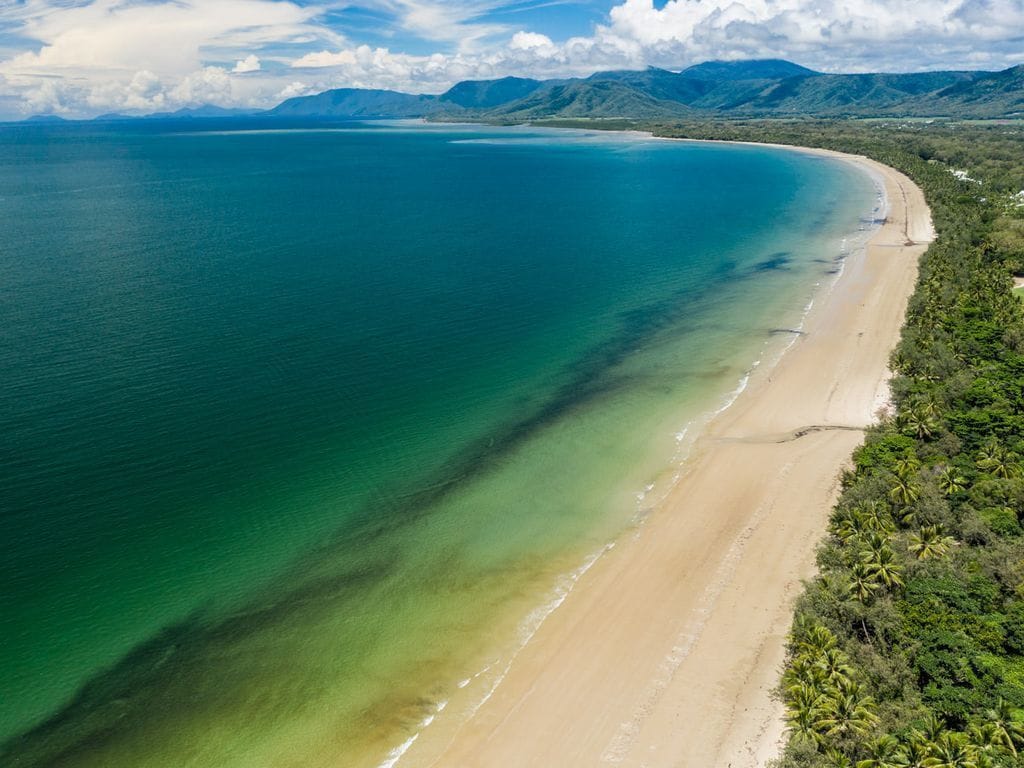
left=268, top=88, right=441, bottom=118
left=88, top=105, right=260, bottom=122
left=920, top=64, right=1024, bottom=117
left=145, top=105, right=261, bottom=119
left=58, top=58, right=1024, bottom=125
left=440, top=76, right=543, bottom=109
left=704, top=71, right=980, bottom=116
left=585, top=68, right=715, bottom=103
left=24, top=114, right=67, bottom=123
left=470, top=62, right=1022, bottom=119
left=485, top=79, right=695, bottom=119
left=680, top=59, right=818, bottom=81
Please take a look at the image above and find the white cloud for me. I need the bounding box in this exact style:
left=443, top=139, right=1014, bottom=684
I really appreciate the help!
left=277, top=80, right=314, bottom=99
left=597, top=0, right=1024, bottom=72
left=22, top=79, right=75, bottom=115
left=0, top=0, right=341, bottom=115
left=508, top=31, right=555, bottom=52
left=292, top=50, right=359, bottom=69
left=1, top=0, right=1023, bottom=118
left=169, top=66, right=233, bottom=105
left=378, top=0, right=511, bottom=52
left=292, top=44, right=503, bottom=92
left=233, top=55, right=261, bottom=74
left=3, top=0, right=333, bottom=76
left=84, top=69, right=167, bottom=112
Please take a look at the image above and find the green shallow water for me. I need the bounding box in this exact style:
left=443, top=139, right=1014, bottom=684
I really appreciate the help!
left=0, top=120, right=879, bottom=766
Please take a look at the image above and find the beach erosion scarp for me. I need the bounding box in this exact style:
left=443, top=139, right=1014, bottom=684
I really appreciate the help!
left=394, top=150, right=934, bottom=768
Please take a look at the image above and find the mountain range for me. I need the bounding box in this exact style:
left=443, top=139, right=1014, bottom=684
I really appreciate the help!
left=25, top=59, right=1024, bottom=123
left=266, top=59, right=1024, bottom=121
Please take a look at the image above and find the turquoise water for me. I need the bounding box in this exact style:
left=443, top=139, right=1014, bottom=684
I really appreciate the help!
left=0, top=120, right=878, bottom=766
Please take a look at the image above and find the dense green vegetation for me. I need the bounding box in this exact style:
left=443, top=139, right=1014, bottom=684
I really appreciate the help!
left=640, top=120, right=1024, bottom=765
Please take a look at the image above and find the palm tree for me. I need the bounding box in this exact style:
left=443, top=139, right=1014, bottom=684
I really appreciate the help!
left=862, top=531, right=892, bottom=559
left=917, top=713, right=948, bottom=744
left=834, top=503, right=893, bottom=541
left=938, top=466, right=967, bottom=497
left=817, top=647, right=854, bottom=685
left=924, top=731, right=979, bottom=767
left=849, top=562, right=881, bottom=602
left=797, top=624, right=839, bottom=656
left=900, top=402, right=939, bottom=439
left=920, top=398, right=942, bottom=420
left=894, top=737, right=932, bottom=768
left=857, top=734, right=901, bottom=768
left=908, top=525, right=955, bottom=560
left=858, top=501, right=896, bottom=533
left=832, top=507, right=865, bottom=542
left=889, top=475, right=922, bottom=509
left=864, top=546, right=905, bottom=590
left=915, top=404, right=939, bottom=439
left=891, top=347, right=912, bottom=376
left=825, top=748, right=854, bottom=768
left=976, top=441, right=1020, bottom=479
left=783, top=654, right=827, bottom=688
left=967, top=722, right=1003, bottom=756
left=981, top=699, right=1024, bottom=756
left=785, top=681, right=825, bottom=745
left=815, top=685, right=879, bottom=741
left=790, top=613, right=820, bottom=646
left=896, top=456, right=922, bottom=479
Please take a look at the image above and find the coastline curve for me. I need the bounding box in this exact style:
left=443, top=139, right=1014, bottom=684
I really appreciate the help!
left=393, top=143, right=933, bottom=768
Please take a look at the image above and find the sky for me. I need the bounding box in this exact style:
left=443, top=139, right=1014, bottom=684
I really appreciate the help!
left=0, top=0, right=1022, bottom=119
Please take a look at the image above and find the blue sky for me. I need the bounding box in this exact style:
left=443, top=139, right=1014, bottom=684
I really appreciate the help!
left=0, top=0, right=1022, bottom=119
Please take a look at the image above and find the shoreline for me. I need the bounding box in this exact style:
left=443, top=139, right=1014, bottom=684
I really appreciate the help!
left=393, top=145, right=933, bottom=767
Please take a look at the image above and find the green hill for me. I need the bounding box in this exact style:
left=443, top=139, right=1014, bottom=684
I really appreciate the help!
left=485, top=79, right=696, bottom=119
left=714, top=71, right=979, bottom=116
left=439, top=76, right=544, bottom=109
left=586, top=67, right=715, bottom=104
left=268, top=88, right=442, bottom=118
left=919, top=64, right=1024, bottom=117
left=680, top=58, right=818, bottom=81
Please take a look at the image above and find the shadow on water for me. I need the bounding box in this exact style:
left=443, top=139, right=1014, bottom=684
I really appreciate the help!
left=751, top=252, right=792, bottom=272
left=1, top=251, right=794, bottom=767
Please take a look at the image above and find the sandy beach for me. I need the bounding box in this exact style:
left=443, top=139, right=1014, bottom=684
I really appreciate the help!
left=397, top=148, right=933, bottom=768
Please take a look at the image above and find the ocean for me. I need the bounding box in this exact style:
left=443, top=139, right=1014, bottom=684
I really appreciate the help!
left=0, top=120, right=879, bottom=767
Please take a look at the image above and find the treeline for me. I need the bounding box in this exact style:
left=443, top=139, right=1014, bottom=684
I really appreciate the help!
left=644, top=120, right=1024, bottom=765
